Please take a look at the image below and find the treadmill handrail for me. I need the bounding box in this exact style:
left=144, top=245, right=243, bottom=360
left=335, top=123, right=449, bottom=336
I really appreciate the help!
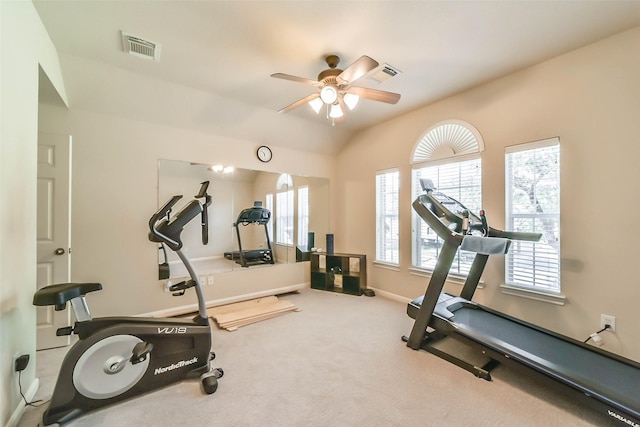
left=413, top=193, right=542, bottom=245
left=413, top=195, right=464, bottom=246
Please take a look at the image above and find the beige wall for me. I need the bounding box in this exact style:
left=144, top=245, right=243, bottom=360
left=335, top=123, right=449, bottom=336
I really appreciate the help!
left=336, top=27, right=640, bottom=361
left=0, top=2, right=68, bottom=425
left=37, top=105, right=334, bottom=317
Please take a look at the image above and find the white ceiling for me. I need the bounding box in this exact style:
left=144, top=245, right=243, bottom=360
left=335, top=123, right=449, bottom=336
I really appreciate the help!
left=34, top=1, right=640, bottom=154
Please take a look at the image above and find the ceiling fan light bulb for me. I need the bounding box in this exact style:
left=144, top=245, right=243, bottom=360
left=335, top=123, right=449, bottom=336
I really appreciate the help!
left=320, top=86, right=338, bottom=104
left=344, top=93, right=359, bottom=110
left=308, top=97, right=323, bottom=114
left=329, top=103, right=343, bottom=118
left=209, top=164, right=224, bottom=172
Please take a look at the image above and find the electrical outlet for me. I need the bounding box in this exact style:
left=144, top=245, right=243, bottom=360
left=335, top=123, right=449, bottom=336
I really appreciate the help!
left=207, top=275, right=214, bottom=286
left=601, top=314, right=616, bottom=332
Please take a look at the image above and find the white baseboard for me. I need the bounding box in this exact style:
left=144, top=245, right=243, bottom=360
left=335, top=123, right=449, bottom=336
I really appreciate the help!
left=140, top=283, right=309, bottom=317
left=6, top=377, right=39, bottom=427
left=368, top=287, right=412, bottom=304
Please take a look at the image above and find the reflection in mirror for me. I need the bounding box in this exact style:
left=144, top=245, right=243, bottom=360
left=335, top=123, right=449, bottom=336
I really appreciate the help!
left=158, top=160, right=330, bottom=279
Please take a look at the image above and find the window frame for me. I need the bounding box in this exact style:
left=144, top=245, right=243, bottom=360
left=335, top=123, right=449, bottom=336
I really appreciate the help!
left=503, top=137, right=562, bottom=300
left=297, top=185, right=309, bottom=248
left=409, top=120, right=484, bottom=278
left=375, top=169, right=400, bottom=265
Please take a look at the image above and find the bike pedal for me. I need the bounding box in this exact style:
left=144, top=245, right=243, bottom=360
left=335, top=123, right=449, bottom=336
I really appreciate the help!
left=56, top=326, right=74, bottom=336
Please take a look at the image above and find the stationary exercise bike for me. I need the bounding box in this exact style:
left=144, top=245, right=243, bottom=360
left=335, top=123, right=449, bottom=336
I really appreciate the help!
left=33, top=181, right=222, bottom=426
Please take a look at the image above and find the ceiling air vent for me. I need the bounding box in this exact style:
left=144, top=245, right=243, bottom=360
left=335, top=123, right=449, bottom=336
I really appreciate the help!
left=366, top=64, right=401, bottom=85
left=121, top=31, right=161, bottom=61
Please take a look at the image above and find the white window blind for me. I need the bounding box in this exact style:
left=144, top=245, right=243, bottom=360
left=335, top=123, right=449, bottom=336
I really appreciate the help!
left=505, top=138, right=560, bottom=293
left=412, top=158, right=482, bottom=274
left=297, top=186, right=309, bottom=247
left=376, top=170, right=400, bottom=264
left=276, top=189, right=293, bottom=245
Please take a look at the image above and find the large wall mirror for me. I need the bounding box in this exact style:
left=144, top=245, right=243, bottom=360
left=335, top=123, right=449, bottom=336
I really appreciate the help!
left=158, top=159, right=330, bottom=278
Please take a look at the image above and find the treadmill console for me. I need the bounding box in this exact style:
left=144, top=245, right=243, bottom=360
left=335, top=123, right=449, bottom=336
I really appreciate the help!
left=235, top=205, right=271, bottom=226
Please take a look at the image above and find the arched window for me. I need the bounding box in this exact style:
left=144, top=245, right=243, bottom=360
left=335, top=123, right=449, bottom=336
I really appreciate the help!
left=412, top=120, right=484, bottom=163
left=411, top=120, right=484, bottom=275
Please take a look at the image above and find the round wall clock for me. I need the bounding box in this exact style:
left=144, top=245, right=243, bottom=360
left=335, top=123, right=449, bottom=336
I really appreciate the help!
left=257, top=145, right=272, bottom=163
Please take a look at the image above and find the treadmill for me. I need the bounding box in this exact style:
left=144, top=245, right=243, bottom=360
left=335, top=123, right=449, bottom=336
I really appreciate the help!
left=404, top=179, right=640, bottom=426
left=224, top=201, right=275, bottom=268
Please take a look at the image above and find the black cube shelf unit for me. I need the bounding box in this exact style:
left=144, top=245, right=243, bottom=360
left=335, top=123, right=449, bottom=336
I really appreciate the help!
left=310, top=252, right=367, bottom=296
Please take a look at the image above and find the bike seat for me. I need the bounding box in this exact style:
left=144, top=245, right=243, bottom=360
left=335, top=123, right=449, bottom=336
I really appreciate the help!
left=33, top=282, right=102, bottom=310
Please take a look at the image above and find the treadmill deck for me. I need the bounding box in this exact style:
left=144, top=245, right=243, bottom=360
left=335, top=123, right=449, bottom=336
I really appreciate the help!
left=408, top=294, right=640, bottom=418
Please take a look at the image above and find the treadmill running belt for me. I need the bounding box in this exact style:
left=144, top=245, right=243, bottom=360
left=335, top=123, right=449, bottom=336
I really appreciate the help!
left=452, top=307, right=640, bottom=414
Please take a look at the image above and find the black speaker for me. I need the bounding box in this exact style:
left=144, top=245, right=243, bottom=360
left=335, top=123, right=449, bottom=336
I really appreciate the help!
left=326, top=234, right=334, bottom=254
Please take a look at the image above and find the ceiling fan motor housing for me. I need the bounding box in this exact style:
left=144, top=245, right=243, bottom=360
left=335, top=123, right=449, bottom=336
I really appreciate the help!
left=318, top=69, right=342, bottom=83
left=317, top=55, right=343, bottom=83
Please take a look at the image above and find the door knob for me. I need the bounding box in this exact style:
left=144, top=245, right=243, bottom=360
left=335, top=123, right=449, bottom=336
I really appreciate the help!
left=54, top=248, right=65, bottom=255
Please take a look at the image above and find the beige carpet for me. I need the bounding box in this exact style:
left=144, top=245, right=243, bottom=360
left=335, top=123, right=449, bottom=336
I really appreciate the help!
left=17, top=289, right=614, bottom=426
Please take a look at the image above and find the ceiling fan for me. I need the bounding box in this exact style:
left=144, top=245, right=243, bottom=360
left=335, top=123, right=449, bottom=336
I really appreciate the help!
left=271, top=55, right=401, bottom=124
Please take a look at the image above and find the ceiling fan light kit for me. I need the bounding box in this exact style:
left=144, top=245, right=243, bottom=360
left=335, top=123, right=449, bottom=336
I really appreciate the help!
left=343, top=93, right=359, bottom=110
left=329, top=103, right=343, bottom=118
left=320, top=86, right=338, bottom=104
left=271, top=54, right=401, bottom=125
left=308, top=97, right=323, bottom=114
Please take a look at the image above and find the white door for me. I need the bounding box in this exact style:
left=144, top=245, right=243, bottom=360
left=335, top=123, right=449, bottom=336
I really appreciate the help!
left=36, top=133, right=72, bottom=350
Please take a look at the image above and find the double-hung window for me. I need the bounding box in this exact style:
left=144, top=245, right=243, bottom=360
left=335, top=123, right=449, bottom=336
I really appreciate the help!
left=275, top=190, right=293, bottom=245
left=275, top=174, right=294, bottom=246
left=297, top=186, right=309, bottom=248
left=412, top=159, right=482, bottom=274
left=375, top=170, right=400, bottom=264
left=505, top=138, right=560, bottom=293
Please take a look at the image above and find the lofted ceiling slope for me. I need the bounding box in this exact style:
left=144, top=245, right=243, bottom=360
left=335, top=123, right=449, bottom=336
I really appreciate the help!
left=34, top=1, right=640, bottom=155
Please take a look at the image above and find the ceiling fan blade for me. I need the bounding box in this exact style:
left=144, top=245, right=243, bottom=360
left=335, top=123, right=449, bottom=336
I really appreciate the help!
left=271, top=73, right=319, bottom=86
left=337, top=55, right=379, bottom=86
left=347, top=86, right=401, bottom=104
left=277, top=93, right=320, bottom=114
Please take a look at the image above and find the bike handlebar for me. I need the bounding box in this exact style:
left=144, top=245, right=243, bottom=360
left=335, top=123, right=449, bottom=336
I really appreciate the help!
left=148, top=195, right=183, bottom=248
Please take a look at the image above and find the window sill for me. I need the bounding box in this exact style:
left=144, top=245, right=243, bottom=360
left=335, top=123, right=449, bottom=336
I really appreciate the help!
left=408, top=267, right=484, bottom=289
left=499, top=284, right=566, bottom=306
left=373, top=261, right=400, bottom=271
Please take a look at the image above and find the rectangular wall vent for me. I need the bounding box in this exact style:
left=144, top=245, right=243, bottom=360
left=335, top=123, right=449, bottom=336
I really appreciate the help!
left=121, top=31, right=161, bottom=61
left=366, top=64, right=401, bottom=84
